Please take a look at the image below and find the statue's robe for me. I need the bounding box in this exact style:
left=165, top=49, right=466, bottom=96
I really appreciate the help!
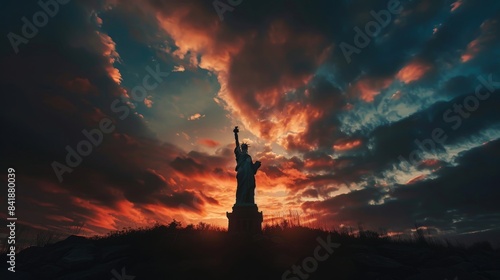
left=234, top=146, right=259, bottom=205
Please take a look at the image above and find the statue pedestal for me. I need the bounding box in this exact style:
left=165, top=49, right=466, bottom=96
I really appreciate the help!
left=226, top=204, right=263, bottom=234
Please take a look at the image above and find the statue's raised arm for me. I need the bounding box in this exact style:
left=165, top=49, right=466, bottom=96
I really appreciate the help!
left=233, top=126, right=240, bottom=149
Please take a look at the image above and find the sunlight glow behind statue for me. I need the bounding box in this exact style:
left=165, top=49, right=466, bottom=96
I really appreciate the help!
left=233, top=126, right=261, bottom=205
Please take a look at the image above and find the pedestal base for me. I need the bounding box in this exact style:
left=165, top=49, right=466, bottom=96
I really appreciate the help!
left=226, top=204, right=263, bottom=234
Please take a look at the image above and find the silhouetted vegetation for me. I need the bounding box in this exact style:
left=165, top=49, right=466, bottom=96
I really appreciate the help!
left=3, top=219, right=499, bottom=280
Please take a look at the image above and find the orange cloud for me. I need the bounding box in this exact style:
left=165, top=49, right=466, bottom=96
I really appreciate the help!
left=450, top=0, right=463, bottom=12
left=188, top=113, right=205, bottom=120
left=70, top=197, right=120, bottom=231
left=352, top=78, right=393, bottom=102
left=420, top=159, right=440, bottom=167
left=97, top=32, right=122, bottom=84
left=461, top=19, right=498, bottom=62
left=150, top=3, right=332, bottom=150
left=304, top=157, right=334, bottom=171
left=397, top=61, right=433, bottom=84
left=144, top=96, right=154, bottom=108
left=333, top=139, right=362, bottom=151
left=198, top=138, right=220, bottom=148
left=406, top=174, right=426, bottom=184
left=461, top=39, right=480, bottom=62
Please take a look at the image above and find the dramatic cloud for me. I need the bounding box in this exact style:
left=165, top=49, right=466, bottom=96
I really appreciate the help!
left=198, top=138, right=220, bottom=148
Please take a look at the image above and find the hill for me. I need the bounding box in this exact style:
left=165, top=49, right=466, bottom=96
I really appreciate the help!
left=2, top=223, right=500, bottom=280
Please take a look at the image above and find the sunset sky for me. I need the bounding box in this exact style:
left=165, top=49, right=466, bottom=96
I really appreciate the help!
left=1, top=0, right=500, bottom=244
